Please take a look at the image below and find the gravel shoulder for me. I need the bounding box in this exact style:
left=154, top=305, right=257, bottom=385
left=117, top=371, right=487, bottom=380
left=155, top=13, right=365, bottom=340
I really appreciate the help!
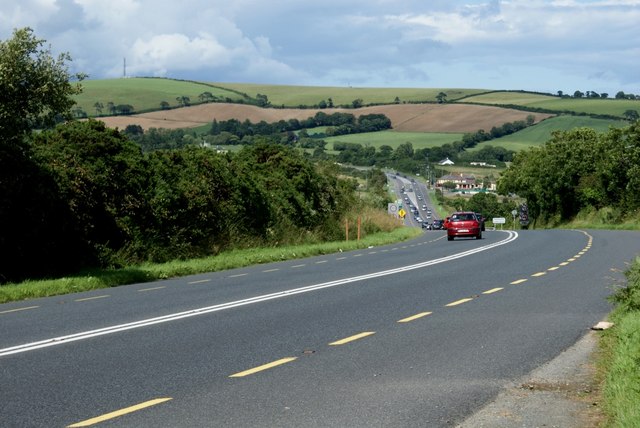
left=457, top=329, right=605, bottom=428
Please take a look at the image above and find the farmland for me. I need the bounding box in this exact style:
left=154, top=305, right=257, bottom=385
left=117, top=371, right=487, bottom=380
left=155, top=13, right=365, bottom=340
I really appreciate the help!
left=468, top=115, right=628, bottom=152
left=73, top=78, right=636, bottom=154
left=463, top=91, right=640, bottom=117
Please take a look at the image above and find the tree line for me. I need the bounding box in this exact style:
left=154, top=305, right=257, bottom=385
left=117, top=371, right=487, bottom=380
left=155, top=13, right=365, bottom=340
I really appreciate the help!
left=498, top=122, right=640, bottom=225
left=1, top=120, right=362, bottom=284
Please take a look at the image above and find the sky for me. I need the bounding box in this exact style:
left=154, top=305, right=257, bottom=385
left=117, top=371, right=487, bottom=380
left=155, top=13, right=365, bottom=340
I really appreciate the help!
left=1, top=0, right=639, bottom=95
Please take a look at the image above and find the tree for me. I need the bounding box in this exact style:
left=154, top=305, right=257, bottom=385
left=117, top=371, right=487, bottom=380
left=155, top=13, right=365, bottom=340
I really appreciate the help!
left=176, top=96, right=190, bottom=107
left=351, top=98, right=363, bottom=108
left=93, top=102, right=104, bottom=115
left=623, top=110, right=639, bottom=122
left=0, top=28, right=85, bottom=282
left=436, top=92, right=447, bottom=103
left=573, top=90, right=584, bottom=98
left=160, top=100, right=170, bottom=110
left=0, top=27, right=84, bottom=145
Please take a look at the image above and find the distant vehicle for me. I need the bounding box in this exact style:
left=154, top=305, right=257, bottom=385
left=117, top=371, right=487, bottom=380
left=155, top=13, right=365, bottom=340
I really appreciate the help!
left=475, top=213, right=486, bottom=231
left=432, top=219, right=444, bottom=230
left=422, top=222, right=432, bottom=230
left=519, top=203, right=530, bottom=229
left=447, top=211, right=482, bottom=241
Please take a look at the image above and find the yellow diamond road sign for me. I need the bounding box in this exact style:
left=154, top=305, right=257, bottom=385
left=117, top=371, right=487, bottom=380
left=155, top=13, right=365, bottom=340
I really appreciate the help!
left=398, top=208, right=406, bottom=218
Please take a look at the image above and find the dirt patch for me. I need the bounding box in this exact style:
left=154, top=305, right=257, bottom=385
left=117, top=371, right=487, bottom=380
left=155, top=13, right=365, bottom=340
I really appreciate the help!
left=96, top=103, right=554, bottom=133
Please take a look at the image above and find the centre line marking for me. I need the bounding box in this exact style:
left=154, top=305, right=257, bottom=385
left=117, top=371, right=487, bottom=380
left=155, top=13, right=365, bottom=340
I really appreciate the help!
left=336, top=257, right=347, bottom=260
left=67, top=397, right=172, bottom=427
left=398, top=312, right=432, bottom=323
left=329, top=331, right=375, bottom=345
left=511, top=279, right=528, bottom=285
left=446, top=298, right=473, bottom=307
left=532, top=272, right=546, bottom=277
left=483, top=287, right=503, bottom=294
left=229, top=357, right=297, bottom=378
left=75, top=295, right=109, bottom=302
left=315, top=260, right=328, bottom=264
left=138, top=286, right=165, bottom=292
left=547, top=266, right=560, bottom=271
left=188, top=279, right=211, bottom=284
left=2, top=231, right=518, bottom=357
left=229, top=273, right=248, bottom=278
left=0, top=306, right=39, bottom=314
left=262, top=268, right=280, bottom=273
left=291, top=264, right=305, bottom=268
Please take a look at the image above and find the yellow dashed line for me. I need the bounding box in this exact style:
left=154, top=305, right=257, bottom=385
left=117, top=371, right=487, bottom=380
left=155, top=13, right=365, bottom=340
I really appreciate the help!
left=445, top=298, right=473, bottom=307
left=329, top=331, right=375, bottom=345
left=75, top=295, right=109, bottom=302
left=398, top=312, right=433, bottom=323
left=67, top=398, right=173, bottom=427
left=229, top=357, right=297, bottom=378
left=0, top=306, right=39, bottom=314
left=483, top=288, right=503, bottom=294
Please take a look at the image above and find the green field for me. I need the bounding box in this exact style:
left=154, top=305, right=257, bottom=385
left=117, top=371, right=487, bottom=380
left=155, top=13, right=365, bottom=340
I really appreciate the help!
left=216, top=83, right=486, bottom=107
left=468, top=115, right=628, bottom=152
left=324, top=130, right=464, bottom=151
left=74, top=78, right=246, bottom=116
left=464, top=91, right=640, bottom=117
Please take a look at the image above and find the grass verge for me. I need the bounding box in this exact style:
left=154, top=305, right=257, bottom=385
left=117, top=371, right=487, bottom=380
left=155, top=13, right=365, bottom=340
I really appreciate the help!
left=598, top=256, right=640, bottom=426
left=0, top=227, right=421, bottom=304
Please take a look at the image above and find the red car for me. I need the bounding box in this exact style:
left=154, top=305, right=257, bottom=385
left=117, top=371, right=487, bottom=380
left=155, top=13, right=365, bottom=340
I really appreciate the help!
left=447, top=212, right=482, bottom=241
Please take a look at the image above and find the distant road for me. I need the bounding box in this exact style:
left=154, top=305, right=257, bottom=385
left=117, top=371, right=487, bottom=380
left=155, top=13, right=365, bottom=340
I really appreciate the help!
left=2, top=229, right=639, bottom=427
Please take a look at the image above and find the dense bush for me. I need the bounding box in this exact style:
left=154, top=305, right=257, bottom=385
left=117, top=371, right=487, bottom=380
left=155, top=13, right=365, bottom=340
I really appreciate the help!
left=0, top=120, right=356, bottom=283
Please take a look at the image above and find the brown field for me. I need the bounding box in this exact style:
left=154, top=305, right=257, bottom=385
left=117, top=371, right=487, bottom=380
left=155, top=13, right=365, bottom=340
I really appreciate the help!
left=96, top=103, right=554, bottom=133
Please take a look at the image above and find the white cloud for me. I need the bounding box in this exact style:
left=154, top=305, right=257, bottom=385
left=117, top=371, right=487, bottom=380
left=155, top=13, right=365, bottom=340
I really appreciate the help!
left=0, top=0, right=638, bottom=93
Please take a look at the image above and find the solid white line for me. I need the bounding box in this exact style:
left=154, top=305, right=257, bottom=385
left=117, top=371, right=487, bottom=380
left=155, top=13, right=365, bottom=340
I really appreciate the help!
left=1, top=231, right=518, bottom=357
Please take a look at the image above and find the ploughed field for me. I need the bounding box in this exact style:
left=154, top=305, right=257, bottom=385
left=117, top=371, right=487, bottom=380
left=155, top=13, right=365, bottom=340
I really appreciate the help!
left=96, top=102, right=554, bottom=133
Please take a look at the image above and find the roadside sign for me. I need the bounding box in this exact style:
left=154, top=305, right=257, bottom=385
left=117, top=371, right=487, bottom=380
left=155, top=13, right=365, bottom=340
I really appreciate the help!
left=398, top=208, right=406, bottom=218
left=493, top=217, right=506, bottom=224
left=388, top=203, right=398, bottom=214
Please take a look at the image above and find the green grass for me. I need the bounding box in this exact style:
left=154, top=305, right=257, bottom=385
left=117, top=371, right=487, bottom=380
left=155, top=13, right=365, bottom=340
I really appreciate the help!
left=0, top=227, right=421, bottom=304
left=599, top=254, right=640, bottom=427
left=467, top=115, right=629, bottom=152
left=213, top=83, right=486, bottom=107
left=325, top=130, right=464, bottom=150
left=74, top=78, right=246, bottom=116
left=464, top=91, right=640, bottom=117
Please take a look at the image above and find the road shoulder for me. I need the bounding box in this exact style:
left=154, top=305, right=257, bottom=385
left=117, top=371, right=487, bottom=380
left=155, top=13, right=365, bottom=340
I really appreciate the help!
left=457, top=330, right=604, bottom=428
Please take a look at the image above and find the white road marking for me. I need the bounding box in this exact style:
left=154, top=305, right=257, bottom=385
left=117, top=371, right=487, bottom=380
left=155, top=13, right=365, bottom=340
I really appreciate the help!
left=1, top=231, right=518, bottom=357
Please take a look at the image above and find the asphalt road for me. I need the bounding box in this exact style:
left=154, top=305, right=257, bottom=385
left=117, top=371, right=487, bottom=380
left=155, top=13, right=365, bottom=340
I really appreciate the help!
left=2, top=228, right=639, bottom=427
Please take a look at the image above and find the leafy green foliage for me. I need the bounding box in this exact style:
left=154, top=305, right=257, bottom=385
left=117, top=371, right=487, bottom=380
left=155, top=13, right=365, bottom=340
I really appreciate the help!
left=498, top=122, right=640, bottom=224
left=2, top=118, right=357, bottom=282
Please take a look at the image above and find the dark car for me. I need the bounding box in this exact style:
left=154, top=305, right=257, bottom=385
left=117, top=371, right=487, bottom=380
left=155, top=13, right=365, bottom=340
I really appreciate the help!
left=475, top=213, right=486, bottom=231
left=432, top=219, right=444, bottom=230
left=447, top=211, right=482, bottom=241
